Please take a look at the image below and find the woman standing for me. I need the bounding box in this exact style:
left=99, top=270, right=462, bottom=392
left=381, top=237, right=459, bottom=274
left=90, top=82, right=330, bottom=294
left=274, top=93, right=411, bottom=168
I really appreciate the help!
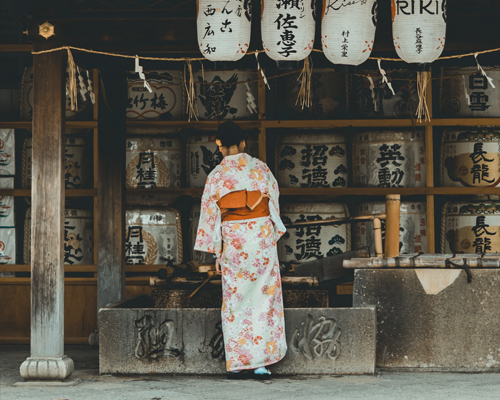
left=194, top=121, right=287, bottom=379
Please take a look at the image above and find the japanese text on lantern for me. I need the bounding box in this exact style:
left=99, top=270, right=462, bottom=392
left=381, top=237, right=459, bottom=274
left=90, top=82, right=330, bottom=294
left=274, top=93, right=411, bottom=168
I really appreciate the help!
left=274, top=0, right=302, bottom=58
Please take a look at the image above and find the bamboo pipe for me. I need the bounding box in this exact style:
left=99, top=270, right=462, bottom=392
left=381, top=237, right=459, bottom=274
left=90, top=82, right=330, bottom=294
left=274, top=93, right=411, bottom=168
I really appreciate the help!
left=373, top=217, right=383, bottom=258
left=285, top=214, right=386, bottom=228
left=385, top=195, right=401, bottom=258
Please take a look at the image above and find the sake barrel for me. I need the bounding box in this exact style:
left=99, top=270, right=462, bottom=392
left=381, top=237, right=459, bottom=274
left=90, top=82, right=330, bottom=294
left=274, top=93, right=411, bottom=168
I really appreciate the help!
left=353, top=130, right=426, bottom=187
left=352, top=70, right=418, bottom=118
left=193, top=70, right=258, bottom=120
left=0, top=227, right=15, bottom=265
left=189, top=203, right=215, bottom=264
left=279, top=69, right=346, bottom=119
left=354, top=201, right=427, bottom=255
left=22, top=136, right=92, bottom=189
left=186, top=133, right=259, bottom=188
left=23, top=208, right=94, bottom=265
left=276, top=132, right=348, bottom=188
left=20, top=66, right=92, bottom=120
left=126, top=70, right=185, bottom=120
left=278, top=202, right=350, bottom=263
left=0, top=129, right=15, bottom=176
left=442, top=202, right=500, bottom=254
left=440, top=67, right=500, bottom=118
left=441, top=128, right=500, bottom=187
left=0, top=177, right=14, bottom=227
left=126, top=137, right=183, bottom=189
left=125, top=208, right=182, bottom=264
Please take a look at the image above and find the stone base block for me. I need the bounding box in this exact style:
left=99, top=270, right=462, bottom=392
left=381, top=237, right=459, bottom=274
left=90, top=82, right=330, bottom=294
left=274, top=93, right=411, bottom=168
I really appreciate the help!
left=353, top=269, right=500, bottom=371
left=99, top=301, right=376, bottom=375
left=19, top=355, right=74, bottom=381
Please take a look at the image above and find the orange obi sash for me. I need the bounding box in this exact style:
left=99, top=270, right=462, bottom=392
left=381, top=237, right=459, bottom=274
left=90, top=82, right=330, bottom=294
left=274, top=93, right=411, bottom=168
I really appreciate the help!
left=217, top=190, right=270, bottom=221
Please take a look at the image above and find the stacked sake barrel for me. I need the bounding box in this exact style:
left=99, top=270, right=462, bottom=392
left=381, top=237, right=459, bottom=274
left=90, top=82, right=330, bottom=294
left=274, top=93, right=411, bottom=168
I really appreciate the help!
left=0, top=129, right=15, bottom=270
left=278, top=203, right=350, bottom=263
left=126, top=137, right=183, bottom=189
left=351, top=70, right=418, bottom=118
left=353, top=130, right=426, bottom=188
left=276, top=132, right=348, bottom=188
left=354, top=202, right=428, bottom=255
left=23, top=136, right=93, bottom=189
left=278, top=69, right=346, bottom=119
left=127, top=70, right=185, bottom=120
left=439, top=67, right=500, bottom=118
left=21, top=66, right=94, bottom=121
left=193, top=70, right=258, bottom=120
left=125, top=208, right=183, bottom=265
left=24, top=208, right=94, bottom=265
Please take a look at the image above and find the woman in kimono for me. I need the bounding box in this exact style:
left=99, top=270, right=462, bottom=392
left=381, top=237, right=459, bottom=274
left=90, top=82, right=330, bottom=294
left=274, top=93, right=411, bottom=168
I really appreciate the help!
left=194, top=122, right=287, bottom=379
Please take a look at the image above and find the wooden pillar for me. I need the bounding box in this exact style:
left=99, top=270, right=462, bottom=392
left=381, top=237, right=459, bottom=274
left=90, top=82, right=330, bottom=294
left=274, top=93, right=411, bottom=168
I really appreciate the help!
left=20, top=49, right=73, bottom=380
left=96, top=69, right=126, bottom=313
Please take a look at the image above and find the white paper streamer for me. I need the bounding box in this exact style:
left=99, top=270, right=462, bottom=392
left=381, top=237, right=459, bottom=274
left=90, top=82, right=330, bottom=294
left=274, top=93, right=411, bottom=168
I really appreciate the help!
left=246, top=83, right=257, bottom=114
left=462, top=74, right=471, bottom=106
left=134, top=56, right=153, bottom=93
left=87, top=70, right=95, bottom=104
left=367, top=75, right=378, bottom=111
left=255, top=53, right=270, bottom=90
left=474, top=53, right=496, bottom=89
left=377, top=59, right=396, bottom=96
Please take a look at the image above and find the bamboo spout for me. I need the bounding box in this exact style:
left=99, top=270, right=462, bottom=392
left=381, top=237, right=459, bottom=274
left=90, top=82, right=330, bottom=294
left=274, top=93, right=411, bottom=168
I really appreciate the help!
left=385, top=194, right=401, bottom=258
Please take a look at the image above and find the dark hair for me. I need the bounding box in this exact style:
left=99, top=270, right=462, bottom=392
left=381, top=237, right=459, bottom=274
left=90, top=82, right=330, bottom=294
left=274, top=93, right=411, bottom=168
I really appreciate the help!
left=216, top=121, right=245, bottom=148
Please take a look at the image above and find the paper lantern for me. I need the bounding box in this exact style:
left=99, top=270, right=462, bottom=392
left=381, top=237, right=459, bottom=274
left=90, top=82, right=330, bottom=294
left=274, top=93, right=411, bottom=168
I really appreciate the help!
left=321, top=0, right=377, bottom=66
left=197, top=0, right=252, bottom=61
left=261, top=0, right=316, bottom=61
left=392, top=0, right=447, bottom=63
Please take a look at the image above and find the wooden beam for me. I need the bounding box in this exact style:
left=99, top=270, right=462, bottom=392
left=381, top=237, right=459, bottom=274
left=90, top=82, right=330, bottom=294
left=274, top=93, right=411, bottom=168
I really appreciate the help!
left=20, top=47, right=74, bottom=380
left=97, top=68, right=127, bottom=311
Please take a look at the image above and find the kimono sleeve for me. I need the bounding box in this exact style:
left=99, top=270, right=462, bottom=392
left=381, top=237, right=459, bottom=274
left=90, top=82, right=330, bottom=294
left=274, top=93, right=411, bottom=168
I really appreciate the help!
left=194, top=175, right=222, bottom=258
left=264, top=163, right=286, bottom=239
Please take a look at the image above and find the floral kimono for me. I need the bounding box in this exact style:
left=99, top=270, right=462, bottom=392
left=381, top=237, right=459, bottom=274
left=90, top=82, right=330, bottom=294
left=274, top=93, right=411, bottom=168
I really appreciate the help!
left=194, top=152, right=287, bottom=371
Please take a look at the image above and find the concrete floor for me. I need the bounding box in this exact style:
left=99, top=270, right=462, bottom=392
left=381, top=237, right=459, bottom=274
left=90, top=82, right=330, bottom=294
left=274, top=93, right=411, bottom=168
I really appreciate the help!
left=1, top=345, right=499, bottom=400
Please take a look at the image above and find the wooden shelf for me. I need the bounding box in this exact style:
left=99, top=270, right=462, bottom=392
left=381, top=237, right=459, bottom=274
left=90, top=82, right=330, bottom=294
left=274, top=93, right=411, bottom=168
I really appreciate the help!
left=126, top=188, right=203, bottom=196
left=0, top=189, right=97, bottom=197
left=0, top=121, right=98, bottom=129
left=126, top=120, right=260, bottom=132
left=0, top=265, right=97, bottom=272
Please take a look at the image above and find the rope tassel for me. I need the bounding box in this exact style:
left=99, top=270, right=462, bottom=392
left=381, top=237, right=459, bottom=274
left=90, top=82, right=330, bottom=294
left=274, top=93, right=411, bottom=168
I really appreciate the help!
left=416, top=70, right=431, bottom=122
left=184, top=60, right=198, bottom=121
left=66, top=48, right=78, bottom=112
left=296, top=56, right=313, bottom=110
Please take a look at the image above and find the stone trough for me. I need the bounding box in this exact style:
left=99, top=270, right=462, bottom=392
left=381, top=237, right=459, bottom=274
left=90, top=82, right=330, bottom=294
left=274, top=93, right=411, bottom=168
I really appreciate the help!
left=99, top=291, right=377, bottom=375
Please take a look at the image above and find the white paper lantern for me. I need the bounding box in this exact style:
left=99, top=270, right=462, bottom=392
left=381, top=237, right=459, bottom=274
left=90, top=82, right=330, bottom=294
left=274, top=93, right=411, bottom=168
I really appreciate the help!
left=392, top=0, right=447, bottom=63
left=261, top=0, right=316, bottom=61
left=321, top=0, right=377, bottom=66
left=197, top=0, right=252, bottom=61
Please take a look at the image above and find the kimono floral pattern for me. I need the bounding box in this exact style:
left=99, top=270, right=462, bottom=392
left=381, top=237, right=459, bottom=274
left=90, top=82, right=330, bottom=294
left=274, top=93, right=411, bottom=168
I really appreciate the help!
left=195, top=153, right=287, bottom=371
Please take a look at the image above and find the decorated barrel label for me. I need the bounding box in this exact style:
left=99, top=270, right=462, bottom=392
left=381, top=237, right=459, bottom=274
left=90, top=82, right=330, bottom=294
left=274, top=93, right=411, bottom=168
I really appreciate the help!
left=440, top=67, right=500, bottom=118
left=276, top=132, right=348, bottom=188
left=0, top=129, right=15, bottom=176
left=23, top=136, right=92, bottom=189
left=352, top=70, right=418, bottom=118
left=189, top=203, right=214, bottom=264
left=24, top=208, right=94, bottom=265
left=125, top=208, right=182, bottom=264
left=194, top=70, right=258, bottom=120
left=353, top=130, right=426, bottom=187
left=0, top=177, right=14, bottom=228
left=126, top=70, right=185, bottom=120
left=21, top=66, right=93, bottom=120
left=126, top=137, right=183, bottom=189
left=0, top=228, right=15, bottom=265
left=279, top=69, right=346, bottom=119
left=354, top=201, right=427, bottom=255
left=441, top=128, right=500, bottom=187
left=187, top=133, right=259, bottom=188
left=278, top=202, right=350, bottom=263
left=442, top=202, right=500, bottom=254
